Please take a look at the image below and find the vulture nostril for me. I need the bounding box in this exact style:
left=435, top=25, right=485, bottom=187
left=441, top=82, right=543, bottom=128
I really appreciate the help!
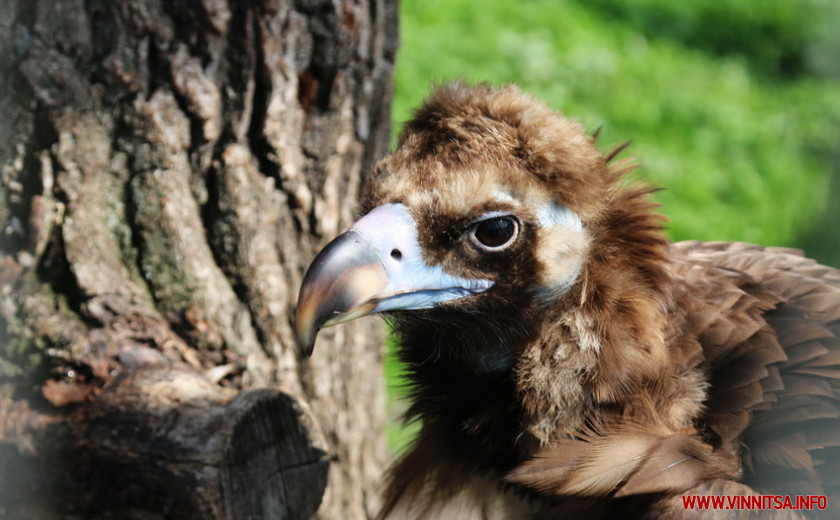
left=390, top=249, right=403, bottom=261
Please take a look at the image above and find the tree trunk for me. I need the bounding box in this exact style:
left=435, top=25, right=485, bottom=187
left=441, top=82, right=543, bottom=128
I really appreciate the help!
left=0, top=0, right=397, bottom=518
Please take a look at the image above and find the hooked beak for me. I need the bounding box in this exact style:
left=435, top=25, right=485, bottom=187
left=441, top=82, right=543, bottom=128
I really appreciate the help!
left=296, top=203, right=493, bottom=355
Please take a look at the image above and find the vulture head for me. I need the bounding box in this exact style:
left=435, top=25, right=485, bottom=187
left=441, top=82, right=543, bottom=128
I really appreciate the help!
left=297, top=84, right=608, bottom=341
left=296, top=84, right=840, bottom=518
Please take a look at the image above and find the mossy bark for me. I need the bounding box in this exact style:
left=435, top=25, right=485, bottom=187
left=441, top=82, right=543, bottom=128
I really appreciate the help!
left=0, top=0, right=397, bottom=518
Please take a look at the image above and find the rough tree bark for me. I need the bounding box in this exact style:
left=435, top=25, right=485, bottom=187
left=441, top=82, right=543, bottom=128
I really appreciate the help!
left=0, top=0, right=397, bottom=518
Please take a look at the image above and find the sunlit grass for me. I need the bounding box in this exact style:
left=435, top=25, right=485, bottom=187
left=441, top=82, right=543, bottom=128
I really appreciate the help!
left=383, top=331, right=420, bottom=453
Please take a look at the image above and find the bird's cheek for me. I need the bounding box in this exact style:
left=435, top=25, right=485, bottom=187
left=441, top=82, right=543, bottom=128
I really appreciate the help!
left=534, top=226, right=591, bottom=296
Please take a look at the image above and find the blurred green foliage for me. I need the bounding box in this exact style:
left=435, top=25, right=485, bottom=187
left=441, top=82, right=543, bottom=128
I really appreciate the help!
left=386, top=0, right=840, bottom=451
left=586, top=0, right=840, bottom=79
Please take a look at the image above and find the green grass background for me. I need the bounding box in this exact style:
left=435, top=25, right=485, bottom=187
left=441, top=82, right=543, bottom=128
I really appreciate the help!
left=385, top=0, right=840, bottom=450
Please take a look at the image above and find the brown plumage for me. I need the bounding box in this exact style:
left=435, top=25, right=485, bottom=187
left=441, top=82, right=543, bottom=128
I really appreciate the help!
left=296, top=83, right=840, bottom=519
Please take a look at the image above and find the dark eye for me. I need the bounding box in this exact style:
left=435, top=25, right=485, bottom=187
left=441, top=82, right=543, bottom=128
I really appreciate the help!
left=469, top=216, right=519, bottom=251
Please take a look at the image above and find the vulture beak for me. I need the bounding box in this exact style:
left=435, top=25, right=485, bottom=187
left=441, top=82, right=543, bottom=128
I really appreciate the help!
left=296, top=203, right=493, bottom=355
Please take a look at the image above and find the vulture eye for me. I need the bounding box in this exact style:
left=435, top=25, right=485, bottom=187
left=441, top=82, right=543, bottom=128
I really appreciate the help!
left=469, top=215, right=519, bottom=251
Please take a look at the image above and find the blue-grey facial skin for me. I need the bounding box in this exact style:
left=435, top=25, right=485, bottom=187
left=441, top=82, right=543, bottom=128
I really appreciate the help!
left=296, top=203, right=494, bottom=354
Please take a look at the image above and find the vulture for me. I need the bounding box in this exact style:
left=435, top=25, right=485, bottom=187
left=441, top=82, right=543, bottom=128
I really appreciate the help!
left=296, top=83, right=840, bottom=519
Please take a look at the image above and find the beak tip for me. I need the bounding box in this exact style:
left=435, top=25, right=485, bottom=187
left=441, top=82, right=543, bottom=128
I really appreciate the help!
left=296, top=322, right=317, bottom=358
left=302, top=331, right=317, bottom=357
left=294, top=305, right=317, bottom=357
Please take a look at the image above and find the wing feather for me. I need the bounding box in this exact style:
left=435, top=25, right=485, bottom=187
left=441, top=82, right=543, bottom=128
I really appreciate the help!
left=673, top=242, right=840, bottom=501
